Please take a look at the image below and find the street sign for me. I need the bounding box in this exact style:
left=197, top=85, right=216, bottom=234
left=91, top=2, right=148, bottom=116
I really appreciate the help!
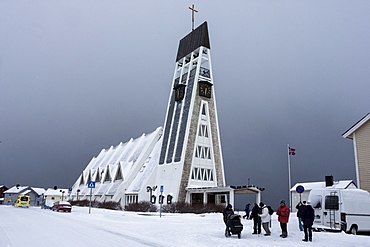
left=160, top=185, right=164, bottom=193
left=296, top=185, right=305, bottom=193
left=88, top=181, right=96, bottom=189
left=68, top=187, right=72, bottom=191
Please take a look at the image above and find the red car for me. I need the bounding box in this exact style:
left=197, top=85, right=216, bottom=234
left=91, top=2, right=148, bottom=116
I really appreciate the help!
left=52, top=201, right=72, bottom=212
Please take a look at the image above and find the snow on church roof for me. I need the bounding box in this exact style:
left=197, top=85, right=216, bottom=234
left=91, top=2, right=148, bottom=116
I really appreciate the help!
left=71, top=127, right=163, bottom=200
left=126, top=137, right=162, bottom=193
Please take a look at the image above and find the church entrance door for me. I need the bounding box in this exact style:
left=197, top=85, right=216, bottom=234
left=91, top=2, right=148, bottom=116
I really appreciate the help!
left=191, top=193, right=203, bottom=205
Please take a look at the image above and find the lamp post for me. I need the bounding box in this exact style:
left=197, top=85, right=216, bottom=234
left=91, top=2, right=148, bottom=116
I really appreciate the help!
left=60, top=190, right=65, bottom=201
left=146, top=186, right=157, bottom=204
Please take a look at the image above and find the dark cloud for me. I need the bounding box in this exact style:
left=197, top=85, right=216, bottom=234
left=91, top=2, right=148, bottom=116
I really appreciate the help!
left=1, top=1, right=369, bottom=208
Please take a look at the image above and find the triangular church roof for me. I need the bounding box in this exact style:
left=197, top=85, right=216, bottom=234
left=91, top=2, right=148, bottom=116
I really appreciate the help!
left=176, top=21, right=210, bottom=62
left=71, top=127, right=163, bottom=198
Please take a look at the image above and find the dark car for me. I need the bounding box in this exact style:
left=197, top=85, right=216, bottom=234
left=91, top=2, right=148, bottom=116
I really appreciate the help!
left=52, top=201, right=72, bottom=212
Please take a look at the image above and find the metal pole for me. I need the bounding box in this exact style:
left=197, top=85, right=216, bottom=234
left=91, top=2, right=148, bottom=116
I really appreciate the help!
left=287, top=144, right=292, bottom=211
left=160, top=191, right=163, bottom=218
left=89, top=187, right=92, bottom=214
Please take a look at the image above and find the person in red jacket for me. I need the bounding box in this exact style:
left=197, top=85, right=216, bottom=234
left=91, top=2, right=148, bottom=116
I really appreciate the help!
left=276, top=200, right=290, bottom=238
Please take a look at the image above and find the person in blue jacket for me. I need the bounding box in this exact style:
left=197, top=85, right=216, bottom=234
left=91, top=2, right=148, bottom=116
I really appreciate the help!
left=243, top=203, right=251, bottom=219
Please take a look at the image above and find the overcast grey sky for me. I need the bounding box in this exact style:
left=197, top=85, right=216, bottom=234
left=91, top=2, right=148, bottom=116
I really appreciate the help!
left=1, top=1, right=369, bottom=208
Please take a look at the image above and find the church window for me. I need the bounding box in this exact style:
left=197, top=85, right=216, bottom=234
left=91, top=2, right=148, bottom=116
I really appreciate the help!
left=194, top=168, right=199, bottom=180
left=200, top=168, right=205, bottom=180
left=206, top=147, right=211, bottom=159
left=208, top=170, right=214, bottom=181
left=79, top=174, right=85, bottom=185
left=103, top=168, right=112, bottom=183
left=200, top=67, right=211, bottom=78
left=191, top=168, right=214, bottom=181
left=195, top=145, right=212, bottom=160
left=95, top=168, right=101, bottom=183
left=201, top=104, right=207, bottom=116
left=204, top=147, right=209, bottom=159
left=86, top=171, right=92, bottom=183
left=115, top=165, right=123, bottom=181
left=198, top=124, right=209, bottom=137
left=197, top=168, right=202, bottom=180
left=126, top=195, right=138, bottom=204
left=195, top=146, right=202, bottom=158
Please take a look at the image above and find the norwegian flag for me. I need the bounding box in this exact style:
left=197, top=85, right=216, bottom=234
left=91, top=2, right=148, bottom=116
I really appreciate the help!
left=288, top=147, right=296, bottom=155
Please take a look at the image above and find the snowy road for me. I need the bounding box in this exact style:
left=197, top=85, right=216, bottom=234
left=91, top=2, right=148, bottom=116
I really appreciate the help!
left=1, top=205, right=369, bottom=247
left=0, top=206, right=165, bottom=247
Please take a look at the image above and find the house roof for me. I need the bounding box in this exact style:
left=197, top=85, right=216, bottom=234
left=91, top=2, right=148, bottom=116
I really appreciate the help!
left=44, top=188, right=69, bottom=196
left=32, top=187, right=46, bottom=196
left=342, top=112, right=370, bottom=139
left=290, top=180, right=356, bottom=191
left=4, top=186, right=30, bottom=194
left=4, top=186, right=45, bottom=196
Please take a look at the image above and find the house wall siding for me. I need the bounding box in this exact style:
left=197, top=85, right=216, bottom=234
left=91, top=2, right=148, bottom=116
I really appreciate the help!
left=355, top=121, right=370, bottom=192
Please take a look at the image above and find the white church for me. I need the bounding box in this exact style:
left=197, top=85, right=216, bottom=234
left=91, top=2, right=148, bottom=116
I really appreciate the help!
left=70, top=22, right=262, bottom=207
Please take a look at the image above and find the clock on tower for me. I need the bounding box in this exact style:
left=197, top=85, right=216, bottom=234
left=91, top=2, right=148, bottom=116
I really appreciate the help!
left=174, top=84, right=186, bottom=101
left=198, top=81, right=212, bottom=98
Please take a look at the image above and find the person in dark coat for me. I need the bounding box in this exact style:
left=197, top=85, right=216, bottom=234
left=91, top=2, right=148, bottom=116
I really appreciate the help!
left=251, top=203, right=261, bottom=234
left=223, top=204, right=234, bottom=237
left=301, top=201, right=315, bottom=242
left=243, top=203, right=251, bottom=219
left=296, top=201, right=305, bottom=231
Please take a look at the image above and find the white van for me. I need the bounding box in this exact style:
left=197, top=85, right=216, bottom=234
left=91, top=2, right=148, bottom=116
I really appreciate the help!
left=309, top=188, right=370, bottom=234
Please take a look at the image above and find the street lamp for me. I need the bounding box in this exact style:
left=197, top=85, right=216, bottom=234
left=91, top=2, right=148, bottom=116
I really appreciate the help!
left=60, top=190, right=65, bottom=201
left=146, top=186, right=157, bottom=204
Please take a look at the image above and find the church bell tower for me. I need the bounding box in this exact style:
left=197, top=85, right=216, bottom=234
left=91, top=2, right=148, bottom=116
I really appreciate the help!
left=157, top=21, right=225, bottom=203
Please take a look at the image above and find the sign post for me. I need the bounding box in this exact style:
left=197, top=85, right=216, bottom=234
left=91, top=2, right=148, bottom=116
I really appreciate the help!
left=296, top=185, right=305, bottom=202
left=159, top=185, right=164, bottom=218
left=68, top=187, right=72, bottom=201
left=87, top=181, right=96, bottom=214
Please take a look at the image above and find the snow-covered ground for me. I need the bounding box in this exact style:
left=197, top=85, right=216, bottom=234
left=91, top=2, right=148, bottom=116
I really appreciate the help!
left=0, top=205, right=369, bottom=247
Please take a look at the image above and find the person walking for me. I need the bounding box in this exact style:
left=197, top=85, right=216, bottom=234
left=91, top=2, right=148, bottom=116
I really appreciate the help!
left=243, top=203, right=251, bottom=219
left=301, top=201, right=315, bottom=242
left=296, top=201, right=305, bottom=231
left=222, top=204, right=234, bottom=237
left=251, top=203, right=261, bottom=234
left=259, top=202, right=271, bottom=236
left=276, top=200, right=290, bottom=238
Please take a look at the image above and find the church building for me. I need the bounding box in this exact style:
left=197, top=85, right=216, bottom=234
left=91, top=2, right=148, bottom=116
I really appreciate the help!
left=70, top=22, right=262, bottom=207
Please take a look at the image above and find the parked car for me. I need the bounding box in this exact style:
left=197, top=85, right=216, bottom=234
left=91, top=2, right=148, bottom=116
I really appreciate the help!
left=52, top=201, right=72, bottom=212
left=14, top=195, right=30, bottom=208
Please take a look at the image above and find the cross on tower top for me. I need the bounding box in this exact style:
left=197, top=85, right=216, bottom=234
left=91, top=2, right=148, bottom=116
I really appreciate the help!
left=188, top=4, right=198, bottom=31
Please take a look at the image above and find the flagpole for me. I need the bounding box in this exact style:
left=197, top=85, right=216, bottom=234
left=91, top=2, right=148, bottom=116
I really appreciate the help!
left=287, top=144, right=292, bottom=211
